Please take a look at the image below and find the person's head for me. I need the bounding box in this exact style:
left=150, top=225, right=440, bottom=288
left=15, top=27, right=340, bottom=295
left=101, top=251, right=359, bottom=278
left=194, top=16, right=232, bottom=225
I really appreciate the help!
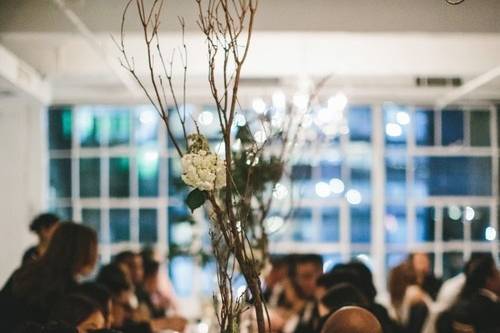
left=96, top=264, right=134, bottom=328
left=13, top=223, right=98, bottom=306
left=388, top=262, right=417, bottom=308
left=461, top=253, right=500, bottom=298
left=50, top=295, right=106, bottom=333
left=409, top=252, right=431, bottom=281
left=320, top=283, right=368, bottom=317
left=143, top=259, right=160, bottom=292
left=265, top=255, right=289, bottom=287
left=30, top=213, right=60, bottom=243
left=320, top=306, right=382, bottom=333
left=342, top=261, right=377, bottom=302
left=114, top=251, right=144, bottom=285
left=74, top=283, right=113, bottom=328
left=42, top=222, right=98, bottom=277
left=315, top=268, right=361, bottom=303
left=294, top=254, right=323, bottom=299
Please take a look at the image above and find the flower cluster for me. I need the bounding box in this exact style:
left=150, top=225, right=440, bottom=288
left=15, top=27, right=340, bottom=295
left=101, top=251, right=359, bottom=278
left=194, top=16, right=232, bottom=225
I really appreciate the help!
left=181, top=150, right=226, bottom=191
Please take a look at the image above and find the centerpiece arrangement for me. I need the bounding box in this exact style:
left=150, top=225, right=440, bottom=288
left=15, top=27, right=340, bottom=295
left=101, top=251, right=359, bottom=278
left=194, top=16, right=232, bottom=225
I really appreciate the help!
left=117, top=1, right=330, bottom=332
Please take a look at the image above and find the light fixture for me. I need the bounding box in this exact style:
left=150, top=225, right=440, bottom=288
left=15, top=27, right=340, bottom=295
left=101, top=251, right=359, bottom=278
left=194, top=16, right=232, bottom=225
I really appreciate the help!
left=329, top=178, right=345, bottom=194
left=197, top=110, right=214, bottom=126
left=485, top=226, right=497, bottom=241
left=328, top=92, right=348, bottom=111
left=448, top=205, right=462, bottom=220
left=464, top=206, right=475, bottom=221
left=396, top=111, right=410, bottom=125
left=385, top=123, right=402, bottom=137
left=315, top=182, right=331, bottom=198
left=139, top=109, right=156, bottom=124
left=273, top=183, right=288, bottom=200
left=252, top=98, right=267, bottom=114
left=345, top=189, right=362, bottom=205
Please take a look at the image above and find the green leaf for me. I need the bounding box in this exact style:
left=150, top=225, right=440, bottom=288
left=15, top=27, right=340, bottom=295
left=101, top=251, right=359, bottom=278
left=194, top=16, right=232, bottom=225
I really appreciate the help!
left=185, top=189, right=207, bottom=212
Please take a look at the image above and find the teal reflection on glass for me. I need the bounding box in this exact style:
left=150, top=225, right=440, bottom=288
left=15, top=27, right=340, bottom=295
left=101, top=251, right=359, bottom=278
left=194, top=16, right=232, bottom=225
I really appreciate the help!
left=110, top=209, right=130, bottom=243
left=48, top=106, right=72, bottom=149
left=321, top=208, right=339, bottom=242
left=135, top=106, right=158, bottom=145
left=414, top=109, right=435, bottom=146
left=109, top=157, right=130, bottom=197
left=350, top=206, right=371, bottom=243
left=80, top=158, right=100, bottom=197
left=416, top=207, right=435, bottom=242
left=139, top=208, right=157, bottom=243
left=76, top=107, right=102, bottom=147
left=82, top=208, right=101, bottom=241
left=470, top=111, right=490, bottom=147
left=384, top=103, right=409, bottom=146
left=138, top=150, right=159, bottom=197
left=292, top=208, right=313, bottom=241
left=107, top=108, right=130, bottom=146
left=50, top=158, right=71, bottom=198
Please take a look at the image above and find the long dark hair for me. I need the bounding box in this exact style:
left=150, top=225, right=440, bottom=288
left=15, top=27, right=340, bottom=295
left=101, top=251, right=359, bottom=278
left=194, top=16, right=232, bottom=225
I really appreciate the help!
left=12, top=222, right=98, bottom=307
left=460, top=253, right=495, bottom=299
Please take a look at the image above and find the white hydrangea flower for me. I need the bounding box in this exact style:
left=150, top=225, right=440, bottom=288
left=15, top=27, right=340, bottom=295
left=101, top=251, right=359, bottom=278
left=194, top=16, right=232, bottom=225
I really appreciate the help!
left=181, top=150, right=226, bottom=191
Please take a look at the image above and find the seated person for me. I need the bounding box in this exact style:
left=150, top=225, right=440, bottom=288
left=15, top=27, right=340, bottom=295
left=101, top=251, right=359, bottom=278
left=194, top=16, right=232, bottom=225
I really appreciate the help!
left=50, top=294, right=106, bottom=333
left=22, top=213, right=60, bottom=265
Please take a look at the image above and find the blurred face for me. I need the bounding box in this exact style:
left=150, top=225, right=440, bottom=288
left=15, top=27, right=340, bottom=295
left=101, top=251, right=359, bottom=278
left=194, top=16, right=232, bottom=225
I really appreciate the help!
left=128, top=255, right=144, bottom=285
left=412, top=253, right=430, bottom=277
left=77, top=310, right=105, bottom=333
left=111, top=290, right=134, bottom=328
left=296, top=262, right=322, bottom=299
left=39, top=223, right=59, bottom=244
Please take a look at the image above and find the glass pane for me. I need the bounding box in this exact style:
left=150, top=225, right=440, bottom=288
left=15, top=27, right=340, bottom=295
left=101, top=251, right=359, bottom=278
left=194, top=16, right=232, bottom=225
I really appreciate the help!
left=323, top=254, right=342, bottom=272
left=384, top=104, right=409, bottom=146
left=441, top=110, right=464, bottom=146
left=443, top=252, right=464, bottom=279
left=138, top=151, right=159, bottom=197
left=348, top=105, right=371, bottom=142
left=50, top=206, right=72, bottom=221
left=139, top=209, right=157, bottom=243
left=76, top=107, right=102, bottom=147
left=443, top=206, right=464, bottom=241
left=386, top=154, right=406, bottom=201
left=291, top=164, right=312, bottom=181
left=48, top=106, right=72, bottom=149
left=385, top=206, right=407, bottom=244
left=110, top=209, right=130, bottom=243
left=321, top=208, right=339, bottom=242
left=319, top=161, right=341, bottom=181
left=386, top=252, right=407, bottom=272
left=470, top=111, right=490, bottom=146
left=109, top=157, right=130, bottom=197
left=469, top=207, right=490, bottom=241
left=107, top=108, right=130, bottom=146
left=414, top=109, right=434, bottom=146
left=82, top=209, right=101, bottom=241
left=291, top=208, right=313, bottom=241
left=416, top=207, right=435, bottom=242
left=414, top=157, right=492, bottom=196
left=80, top=158, right=100, bottom=197
left=135, top=106, right=159, bottom=145
left=50, top=158, right=71, bottom=198
left=351, top=206, right=371, bottom=243
left=170, top=256, right=194, bottom=297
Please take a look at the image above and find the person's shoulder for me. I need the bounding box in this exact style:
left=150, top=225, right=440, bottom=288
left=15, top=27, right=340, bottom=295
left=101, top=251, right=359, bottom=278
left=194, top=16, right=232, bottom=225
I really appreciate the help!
left=21, top=246, right=39, bottom=264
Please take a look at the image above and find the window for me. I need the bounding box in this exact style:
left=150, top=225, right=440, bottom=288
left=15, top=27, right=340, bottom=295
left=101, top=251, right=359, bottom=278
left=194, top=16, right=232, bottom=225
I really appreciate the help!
left=48, top=104, right=499, bottom=296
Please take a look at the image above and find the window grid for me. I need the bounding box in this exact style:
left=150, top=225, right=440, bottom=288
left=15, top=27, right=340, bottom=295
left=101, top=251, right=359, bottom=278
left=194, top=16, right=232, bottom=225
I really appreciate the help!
left=48, top=103, right=499, bottom=296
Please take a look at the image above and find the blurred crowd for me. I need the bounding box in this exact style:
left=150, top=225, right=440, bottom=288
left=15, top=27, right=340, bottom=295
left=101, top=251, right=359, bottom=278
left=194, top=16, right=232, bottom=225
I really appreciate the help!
left=0, top=213, right=498, bottom=333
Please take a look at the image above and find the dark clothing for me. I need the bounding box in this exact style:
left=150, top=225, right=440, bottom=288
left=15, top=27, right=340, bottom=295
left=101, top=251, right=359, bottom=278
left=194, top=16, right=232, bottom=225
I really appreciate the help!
left=443, top=292, right=500, bottom=333
left=422, top=274, right=443, bottom=300
left=0, top=270, right=77, bottom=333
left=21, top=246, right=40, bottom=266
left=117, top=321, right=152, bottom=333
left=293, top=301, right=321, bottom=333
left=370, top=302, right=398, bottom=333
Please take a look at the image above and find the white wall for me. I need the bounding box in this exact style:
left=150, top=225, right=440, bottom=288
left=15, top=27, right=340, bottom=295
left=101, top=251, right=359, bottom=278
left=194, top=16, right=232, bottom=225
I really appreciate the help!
left=0, top=96, right=46, bottom=285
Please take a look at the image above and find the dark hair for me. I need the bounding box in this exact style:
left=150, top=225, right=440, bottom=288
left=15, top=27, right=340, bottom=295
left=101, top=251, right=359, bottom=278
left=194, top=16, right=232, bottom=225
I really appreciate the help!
left=13, top=222, right=98, bottom=307
left=87, top=330, right=123, bottom=333
left=143, top=260, right=160, bottom=280
left=388, top=262, right=417, bottom=308
left=96, top=264, right=133, bottom=296
left=295, top=254, right=323, bottom=268
left=30, top=213, right=60, bottom=233
left=113, top=251, right=136, bottom=266
left=460, top=253, right=495, bottom=299
left=317, top=269, right=361, bottom=290
left=74, top=282, right=112, bottom=320
left=321, top=282, right=368, bottom=314
left=50, top=294, right=103, bottom=327
left=14, top=322, right=77, bottom=333
left=340, top=261, right=377, bottom=302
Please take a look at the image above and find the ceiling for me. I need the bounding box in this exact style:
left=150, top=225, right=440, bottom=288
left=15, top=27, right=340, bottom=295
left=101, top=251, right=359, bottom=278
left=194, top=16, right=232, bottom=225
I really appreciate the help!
left=1, top=0, right=500, bottom=106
